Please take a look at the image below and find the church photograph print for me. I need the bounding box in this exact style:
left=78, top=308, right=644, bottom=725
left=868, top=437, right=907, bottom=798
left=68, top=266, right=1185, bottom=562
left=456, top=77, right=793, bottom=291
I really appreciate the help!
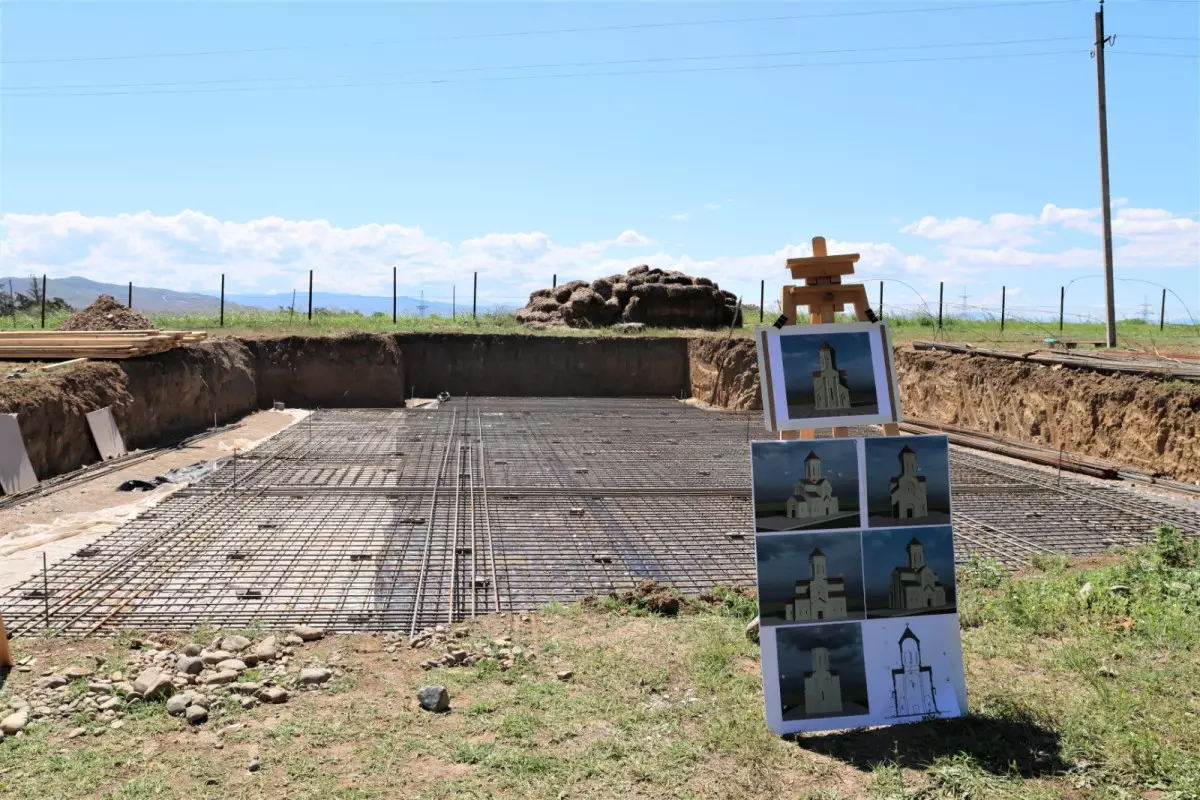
left=861, top=525, right=957, bottom=619
left=863, top=434, right=952, bottom=528
left=782, top=331, right=878, bottom=420
left=756, top=531, right=866, bottom=627
left=751, top=439, right=862, bottom=532
left=756, top=322, right=901, bottom=432
left=774, top=623, right=870, bottom=724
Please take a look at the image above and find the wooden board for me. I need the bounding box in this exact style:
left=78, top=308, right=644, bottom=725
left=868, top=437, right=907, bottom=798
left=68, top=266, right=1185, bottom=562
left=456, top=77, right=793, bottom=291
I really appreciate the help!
left=86, top=407, right=128, bottom=461
left=0, top=413, right=38, bottom=495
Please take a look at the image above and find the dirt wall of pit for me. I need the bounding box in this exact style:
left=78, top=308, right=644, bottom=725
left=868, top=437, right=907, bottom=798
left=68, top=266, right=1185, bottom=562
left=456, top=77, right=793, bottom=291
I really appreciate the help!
left=397, top=333, right=690, bottom=398
left=686, top=341, right=1200, bottom=483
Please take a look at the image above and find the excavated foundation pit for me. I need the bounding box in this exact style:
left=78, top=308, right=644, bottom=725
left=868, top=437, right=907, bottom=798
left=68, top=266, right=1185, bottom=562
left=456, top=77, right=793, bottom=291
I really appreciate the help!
left=3, top=396, right=1199, bottom=637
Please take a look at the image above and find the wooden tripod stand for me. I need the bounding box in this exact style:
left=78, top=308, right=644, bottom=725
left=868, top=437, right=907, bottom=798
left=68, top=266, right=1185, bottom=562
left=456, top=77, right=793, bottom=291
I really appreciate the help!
left=778, top=236, right=900, bottom=442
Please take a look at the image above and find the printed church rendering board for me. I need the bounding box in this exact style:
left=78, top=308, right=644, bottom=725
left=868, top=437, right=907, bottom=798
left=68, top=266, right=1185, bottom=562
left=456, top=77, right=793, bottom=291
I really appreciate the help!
left=754, top=435, right=967, bottom=735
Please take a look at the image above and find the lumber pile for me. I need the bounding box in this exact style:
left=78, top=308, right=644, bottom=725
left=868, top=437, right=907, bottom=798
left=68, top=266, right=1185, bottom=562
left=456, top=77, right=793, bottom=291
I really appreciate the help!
left=0, top=330, right=207, bottom=360
left=912, top=341, right=1200, bottom=381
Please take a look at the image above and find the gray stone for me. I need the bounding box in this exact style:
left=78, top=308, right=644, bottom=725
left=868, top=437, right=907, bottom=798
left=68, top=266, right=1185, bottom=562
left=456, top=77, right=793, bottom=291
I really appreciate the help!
left=184, top=705, right=209, bottom=725
left=132, top=668, right=174, bottom=700
left=183, top=643, right=204, bottom=657
left=417, top=685, right=449, bottom=713
left=36, top=675, right=67, bottom=690
left=113, top=682, right=136, bottom=696
left=256, top=686, right=289, bottom=705
left=201, top=650, right=233, bottom=665
left=555, top=670, right=574, bottom=682
left=216, top=659, right=247, bottom=673
left=292, top=625, right=325, bottom=642
left=8, top=696, right=29, bottom=711
left=200, top=670, right=239, bottom=686
left=62, top=665, right=94, bottom=681
left=109, top=720, right=125, bottom=730
left=97, top=697, right=122, bottom=712
left=250, top=636, right=278, bottom=663
left=298, top=668, right=331, bottom=685
left=166, top=693, right=196, bottom=716
left=1, top=709, right=30, bottom=735
left=220, top=635, right=252, bottom=653
left=190, top=695, right=213, bottom=710
left=67, top=727, right=87, bottom=739
left=248, top=757, right=261, bottom=773
left=176, top=656, right=204, bottom=676
left=238, top=697, right=257, bottom=710
left=229, top=682, right=260, bottom=694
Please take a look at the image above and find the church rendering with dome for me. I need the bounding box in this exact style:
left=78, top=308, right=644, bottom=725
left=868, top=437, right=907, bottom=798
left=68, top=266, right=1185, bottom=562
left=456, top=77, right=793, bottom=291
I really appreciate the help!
left=811, top=341, right=852, bottom=411
left=888, top=537, right=948, bottom=611
left=786, top=451, right=842, bottom=521
left=784, top=547, right=849, bottom=622
left=889, top=445, right=929, bottom=520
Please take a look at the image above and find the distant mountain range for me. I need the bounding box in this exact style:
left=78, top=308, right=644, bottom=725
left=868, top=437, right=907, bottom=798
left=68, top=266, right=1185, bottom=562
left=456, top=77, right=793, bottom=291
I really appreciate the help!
left=0, top=276, right=473, bottom=316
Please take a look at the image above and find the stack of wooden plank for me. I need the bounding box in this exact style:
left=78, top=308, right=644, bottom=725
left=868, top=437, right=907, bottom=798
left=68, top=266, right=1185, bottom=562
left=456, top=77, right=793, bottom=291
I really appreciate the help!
left=0, top=330, right=207, bottom=360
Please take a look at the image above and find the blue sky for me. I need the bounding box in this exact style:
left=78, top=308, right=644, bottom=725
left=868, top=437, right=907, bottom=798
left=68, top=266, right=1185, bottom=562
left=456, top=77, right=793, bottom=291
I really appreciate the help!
left=1, top=1, right=1196, bottom=320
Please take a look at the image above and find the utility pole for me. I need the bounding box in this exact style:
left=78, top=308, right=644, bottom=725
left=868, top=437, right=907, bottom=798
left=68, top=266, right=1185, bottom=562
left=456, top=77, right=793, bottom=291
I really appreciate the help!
left=960, top=290, right=968, bottom=316
left=1094, top=0, right=1117, bottom=348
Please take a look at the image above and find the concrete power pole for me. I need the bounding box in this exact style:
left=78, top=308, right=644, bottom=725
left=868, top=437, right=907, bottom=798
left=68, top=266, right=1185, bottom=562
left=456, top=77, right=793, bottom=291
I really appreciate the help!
left=1094, top=1, right=1117, bottom=347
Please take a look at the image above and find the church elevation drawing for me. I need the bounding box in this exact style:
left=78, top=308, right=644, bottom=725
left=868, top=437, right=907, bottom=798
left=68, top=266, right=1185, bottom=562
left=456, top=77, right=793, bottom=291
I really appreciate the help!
left=755, top=530, right=865, bottom=627
left=861, top=525, right=957, bottom=619
left=750, top=439, right=861, bottom=533
left=864, top=435, right=952, bottom=528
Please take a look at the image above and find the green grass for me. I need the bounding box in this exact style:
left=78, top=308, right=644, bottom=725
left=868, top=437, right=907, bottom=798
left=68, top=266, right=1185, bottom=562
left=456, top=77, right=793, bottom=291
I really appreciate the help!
left=2, top=532, right=1198, bottom=799
left=4, top=306, right=1195, bottom=351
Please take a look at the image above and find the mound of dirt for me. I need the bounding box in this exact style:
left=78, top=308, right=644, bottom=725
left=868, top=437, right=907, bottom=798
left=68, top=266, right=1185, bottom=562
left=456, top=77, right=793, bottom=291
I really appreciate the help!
left=515, top=266, right=741, bottom=329
left=57, top=294, right=154, bottom=331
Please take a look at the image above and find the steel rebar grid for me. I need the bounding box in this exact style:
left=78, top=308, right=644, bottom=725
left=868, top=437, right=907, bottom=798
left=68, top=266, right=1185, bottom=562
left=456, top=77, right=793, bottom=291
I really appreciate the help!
left=3, top=397, right=1199, bottom=636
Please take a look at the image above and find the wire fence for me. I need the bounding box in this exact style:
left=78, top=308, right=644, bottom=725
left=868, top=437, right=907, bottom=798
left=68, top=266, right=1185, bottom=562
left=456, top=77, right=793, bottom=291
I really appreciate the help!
left=1, top=272, right=1197, bottom=352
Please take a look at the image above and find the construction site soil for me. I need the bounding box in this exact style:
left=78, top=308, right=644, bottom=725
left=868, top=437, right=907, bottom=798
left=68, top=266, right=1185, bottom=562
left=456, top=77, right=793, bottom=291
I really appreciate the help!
left=1, top=332, right=1196, bottom=484
left=56, top=294, right=155, bottom=331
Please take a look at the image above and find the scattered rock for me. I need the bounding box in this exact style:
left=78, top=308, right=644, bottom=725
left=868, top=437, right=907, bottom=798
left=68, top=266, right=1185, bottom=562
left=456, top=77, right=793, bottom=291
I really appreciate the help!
left=417, top=685, right=450, bottom=713
left=166, top=693, right=196, bottom=716
left=292, top=625, right=325, bottom=642
left=248, top=757, right=261, bottom=773
left=36, top=675, right=67, bottom=690
left=183, top=644, right=204, bottom=657
left=62, top=666, right=94, bottom=681
left=220, top=635, right=252, bottom=653
left=1097, top=667, right=1120, bottom=679
left=176, top=656, right=204, bottom=675
left=1109, top=585, right=1131, bottom=597
left=97, top=697, right=122, bottom=712
left=284, top=634, right=304, bottom=646
left=257, top=687, right=289, bottom=705
left=250, top=636, right=278, bottom=663
left=132, top=668, right=175, bottom=700
left=0, top=709, right=29, bottom=735
left=109, top=720, right=125, bottom=730
left=67, top=727, right=87, bottom=739
left=216, top=659, right=248, bottom=673
left=185, top=705, right=209, bottom=725
left=201, top=650, right=233, bottom=665
left=298, top=668, right=331, bottom=685
left=200, top=670, right=239, bottom=686
left=555, top=670, right=574, bottom=682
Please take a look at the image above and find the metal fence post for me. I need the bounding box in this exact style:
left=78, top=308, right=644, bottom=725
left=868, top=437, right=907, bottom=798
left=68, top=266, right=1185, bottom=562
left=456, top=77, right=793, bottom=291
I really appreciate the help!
left=552, top=274, right=557, bottom=289
left=1160, top=288, right=1167, bottom=331
left=220, top=274, right=225, bottom=327
left=452, top=286, right=456, bottom=320
left=1000, top=286, right=1006, bottom=333
left=128, top=281, right=132, bottom=309
left=1059, top=286, right=1065, bottom=331
left=759, top=280, right=764, bottom=323
left=472, top=272, right=477, bottom=322
left=937, top=282, right=944, bottom=329
left=41, top=274, right=47, bottom=329
left=308, top=270, right=313, bottom=322
left=393, top=266, right=397, bottom=324
left=879, top=282, right=884, bottom=320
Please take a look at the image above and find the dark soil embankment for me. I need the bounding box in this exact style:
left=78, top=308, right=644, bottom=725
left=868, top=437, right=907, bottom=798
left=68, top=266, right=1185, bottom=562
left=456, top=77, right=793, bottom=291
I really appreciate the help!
left=895, top=348, right=1200, bottom=484
left=398, top=333, right=689, bottom=398
left=0, top=339, right=257, bottom=479
left=248, top=334, right=404, bottom=408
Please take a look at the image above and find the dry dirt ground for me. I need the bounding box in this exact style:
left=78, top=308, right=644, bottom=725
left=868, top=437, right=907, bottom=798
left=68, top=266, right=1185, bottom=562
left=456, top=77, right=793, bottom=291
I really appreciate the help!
left=0, top=409, right=302, bottom=592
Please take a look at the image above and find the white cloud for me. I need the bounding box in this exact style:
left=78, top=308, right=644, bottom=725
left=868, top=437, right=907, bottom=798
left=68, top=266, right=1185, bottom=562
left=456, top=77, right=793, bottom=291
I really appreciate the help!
left=900, top=213, right=1038, bottom=247
left=613, top=229, right=651, bottom=247
left=703, top=202, right=722, bottom=212
left=669, top=213, right=690, bottom=222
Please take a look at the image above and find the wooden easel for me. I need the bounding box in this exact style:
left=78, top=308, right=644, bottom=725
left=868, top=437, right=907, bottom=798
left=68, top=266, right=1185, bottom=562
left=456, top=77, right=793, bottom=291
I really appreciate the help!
left=778, top=236, right=900, bottom=442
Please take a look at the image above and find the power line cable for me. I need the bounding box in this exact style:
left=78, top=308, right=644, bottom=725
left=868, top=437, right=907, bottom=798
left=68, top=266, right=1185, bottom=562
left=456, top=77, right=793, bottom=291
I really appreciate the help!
left=1, top=36, right=1088, bottom=93
left=0, top=0, right=1077, bottom=65
left=2, top=49, right=1087, bottom=98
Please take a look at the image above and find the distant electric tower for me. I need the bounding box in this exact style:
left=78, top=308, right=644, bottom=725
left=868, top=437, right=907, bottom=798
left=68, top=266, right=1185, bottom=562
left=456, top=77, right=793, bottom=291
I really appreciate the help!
left=1138, top=295, right=1152, bottom=323
left=960, top=290, right=969, bottom=316
left=417, top=291, right=429, bottom=317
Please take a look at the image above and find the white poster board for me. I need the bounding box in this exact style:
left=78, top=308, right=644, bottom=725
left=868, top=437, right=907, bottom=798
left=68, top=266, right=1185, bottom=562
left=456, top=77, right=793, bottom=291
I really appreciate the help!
left=0, top=413, right=38, bottom=495
left=755, top=321, right=902, bottom=432
left=86, top=407, right=127, bottom=461
left=751, top=435, right=968, bottom=735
